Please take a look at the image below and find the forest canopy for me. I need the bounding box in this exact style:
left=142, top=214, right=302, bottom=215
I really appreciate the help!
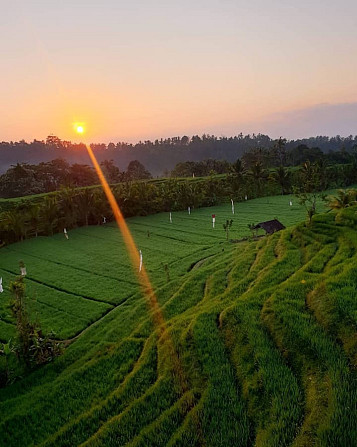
left=1, top=133, right=357, bottom=177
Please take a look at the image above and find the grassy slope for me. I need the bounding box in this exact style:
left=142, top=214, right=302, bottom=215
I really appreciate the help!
left=0, top=194, right=356, bottom=446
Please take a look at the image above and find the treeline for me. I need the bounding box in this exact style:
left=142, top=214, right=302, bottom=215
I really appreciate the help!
left=1, top=133, right=357, bottom=176
left=172, top=138, right=357, bottom=177
left=1, top=160, right=356, bottom=246
left=0, top=159, right=151, bottom=198
left=2, top=133, right=357, bottom=154
left=3, top=136, right=357, bottom=198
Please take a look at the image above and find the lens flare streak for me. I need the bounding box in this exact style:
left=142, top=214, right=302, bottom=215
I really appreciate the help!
left=85, top=144, right=187, bottom=390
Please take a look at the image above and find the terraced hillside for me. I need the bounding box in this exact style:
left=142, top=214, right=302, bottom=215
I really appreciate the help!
left=0, top=196, right=356, bottom=446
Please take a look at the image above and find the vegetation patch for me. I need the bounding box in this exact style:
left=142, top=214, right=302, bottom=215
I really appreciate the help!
left=0, top=193, right=356, bottom=445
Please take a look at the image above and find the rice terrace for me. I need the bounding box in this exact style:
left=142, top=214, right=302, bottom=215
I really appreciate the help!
left=2, top=1, right=357, bottom=445
left=1, top=188, right=357, bottom=446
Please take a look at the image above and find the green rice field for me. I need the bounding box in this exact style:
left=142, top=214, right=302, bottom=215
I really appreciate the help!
left=0, top=192, right=356, bottom=446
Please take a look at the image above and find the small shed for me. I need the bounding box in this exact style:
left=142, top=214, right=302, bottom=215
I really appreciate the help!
left=253, top=219, right=285, bottom=235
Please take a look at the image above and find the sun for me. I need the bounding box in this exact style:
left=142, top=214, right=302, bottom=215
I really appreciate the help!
left=73, top=122, right=85, bottom=135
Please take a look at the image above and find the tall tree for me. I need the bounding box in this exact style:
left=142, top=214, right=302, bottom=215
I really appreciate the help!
left=27, top=205, right=41, bottom=237
left=294, top=161, right=325, bottom=224
left=2, top=210, right=27, bottom=242
left=273, top=137, right=287, bottom=166
left=76, top=189, right=95, bottom=226
left=269, top=166, right=291, bottom=195
left=100, top=160, right=122, bottom=183
left=41, top=196, right=58, bottom=235
left=231, top=158, right=247, bottom=194
left=125, top=160, right=152, bottom=181
left=249, top=161, right=268, bottom=196
left=59, top=187, right=78, bottom=229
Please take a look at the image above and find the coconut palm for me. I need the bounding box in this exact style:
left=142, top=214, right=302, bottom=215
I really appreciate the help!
left=92, top=189, right=111, bottom=225
left=269, top=166, right=292, bottom=195
left=59, top=187, right=78, bottom=229
left=232, top=158, right=247, bottom=180
left=26, top=205, right=41, bottom=237
left=2, top=210, right=27, bottom=242
left=41, top=196, right=58, bottom=236
left=327, top=189, right=357, bottom=210
left=160, top=179, right=178, bottom=211
left=249, top=161, right=268, bottom=196
left=230, top=159, right=247, bottom=194
left=76, top=189, right=95, bottom=226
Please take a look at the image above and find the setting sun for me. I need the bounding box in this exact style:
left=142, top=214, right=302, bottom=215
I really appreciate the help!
left=73, top=122, right=85, bottom=135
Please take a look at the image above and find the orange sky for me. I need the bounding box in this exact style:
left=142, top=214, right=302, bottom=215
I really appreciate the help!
left=1, top=1, right=357, bottom=143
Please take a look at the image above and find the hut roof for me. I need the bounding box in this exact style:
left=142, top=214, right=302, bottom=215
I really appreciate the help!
left=253, top=219, right=285, bottom=234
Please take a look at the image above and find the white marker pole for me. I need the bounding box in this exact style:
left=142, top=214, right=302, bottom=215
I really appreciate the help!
left=212, top=216, right=215, bottom=228
left=139, top=250, right=143, bottom=272
left=245, top=195, right=248, bottom=201
left=64, top=228, right=68, bottom=240
left=188, top=206, right=191, bottom=215
left=169, top=212, right=172, bottom=223
left=0, top=277, right=3, bottom=293
left=289, top=200, right=293, bottom=207
left=231, top=199, right=235, bottom=214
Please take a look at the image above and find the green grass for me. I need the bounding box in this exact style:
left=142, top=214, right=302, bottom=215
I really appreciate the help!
left=0, top=192, right=356, bottom=446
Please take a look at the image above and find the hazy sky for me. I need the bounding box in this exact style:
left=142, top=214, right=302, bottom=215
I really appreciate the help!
left=1, top=0, right=357, bottom=143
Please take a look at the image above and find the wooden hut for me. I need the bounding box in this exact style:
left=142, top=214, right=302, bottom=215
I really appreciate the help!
left=253, top=219, right=285, bottom=235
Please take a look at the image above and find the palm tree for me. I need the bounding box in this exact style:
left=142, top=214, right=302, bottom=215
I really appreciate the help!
left=41, top=196, right=58, bottom=236
left=273, top=137, right=287, bottom=166
left=160, top=179, right=178, bottom=211
left=232, top=159, right=247, bottom=178
left=2, top=210, right=27, bottom=242
left=188, top=182, right=203, bottom=209
left=327, top=189, right=357, bottom=210
left=26, top=205, right=41, bottom=237
left=269, top=166, right=291, bottom=195
left=93, top=189, right=111, bottom=224
left=231, top=159, right=247, bottom=194
left=249, top=161, right=268, bottom=196
left=121, top=182, right=140, bottom=217
left=59, top=187, right=77, bottom=229
left=295, top=161, right=325, bottom=225
left=76, top=189, right=95, bottom=226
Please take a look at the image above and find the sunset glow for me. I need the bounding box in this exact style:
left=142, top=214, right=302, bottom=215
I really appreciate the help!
left=2, top=1, right=357, bottom=141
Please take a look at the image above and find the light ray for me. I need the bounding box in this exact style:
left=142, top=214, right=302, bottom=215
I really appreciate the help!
left=85, top=144, right=187, bottom=389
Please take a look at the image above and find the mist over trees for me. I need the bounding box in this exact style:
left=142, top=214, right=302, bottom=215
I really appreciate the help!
left=0, top=159, right=151, bottom=198
left=1, top=133, right=357, bottom=176
left=1, top=131, right=357, bottom=198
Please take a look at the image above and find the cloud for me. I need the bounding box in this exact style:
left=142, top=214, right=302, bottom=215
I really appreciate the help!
left=241, top=102, right=357, bottom=139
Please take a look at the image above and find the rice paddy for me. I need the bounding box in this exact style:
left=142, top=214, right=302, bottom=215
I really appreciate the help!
left=0, top=192, right=356, bottom=446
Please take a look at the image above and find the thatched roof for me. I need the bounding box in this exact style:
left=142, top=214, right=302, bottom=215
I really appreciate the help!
left=253, top=219, right=285, bottom=234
